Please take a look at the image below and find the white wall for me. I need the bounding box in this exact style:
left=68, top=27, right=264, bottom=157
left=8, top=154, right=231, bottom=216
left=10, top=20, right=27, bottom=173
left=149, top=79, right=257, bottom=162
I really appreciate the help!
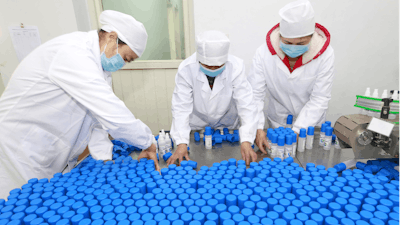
left=0, top=0, right=79, bottom=95
left=194, top=0, right=399, bottom=125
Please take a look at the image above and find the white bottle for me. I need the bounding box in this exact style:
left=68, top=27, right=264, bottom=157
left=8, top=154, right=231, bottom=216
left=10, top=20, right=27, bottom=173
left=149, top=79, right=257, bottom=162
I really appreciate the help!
left=360, top=88, right=371, bottom=115
left=284, top=135, right=292, bottom=158
left=286, top=115, right=293, bottom=129
left=277, top=136, right=285, bottom=160
left=319, top=124, right=327, bottom=147
left=158, top=135, right=166, bottom=155
left=323, top=127, right=333, bottom=150
left=291, top=134, right=297, bottom=157
left=297, top=129, right=306, bottom=153
left=165, top=133, right=172, bottom=154
left=204, top=127, right=213, bottom=150
left=306, top=126, right=314, bottom=150
left=372, top=89, right=379, bottom=98
left=153, top=135, right=158, bottom=152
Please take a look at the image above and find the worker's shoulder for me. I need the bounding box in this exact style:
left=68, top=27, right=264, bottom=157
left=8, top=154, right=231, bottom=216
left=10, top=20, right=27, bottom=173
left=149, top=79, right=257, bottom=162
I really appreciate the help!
left=177, top=53, right=197, bottom=71
left=227, top=54, right=244, bottom=67
left=50, top=31, right=94, bottom=52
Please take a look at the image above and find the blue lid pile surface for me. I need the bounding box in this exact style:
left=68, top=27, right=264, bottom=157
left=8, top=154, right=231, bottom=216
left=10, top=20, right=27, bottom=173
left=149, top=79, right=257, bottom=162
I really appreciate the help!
left=1, top=156, right=399, bottom=225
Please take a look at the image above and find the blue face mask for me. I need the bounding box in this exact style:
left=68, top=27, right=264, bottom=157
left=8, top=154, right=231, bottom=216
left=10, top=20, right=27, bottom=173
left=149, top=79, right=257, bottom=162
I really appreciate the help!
left=200, top=64, right=226, bottom=77
left=101, top=39, right=126, bottom=72
left=280, top=40, right=310, bottom=58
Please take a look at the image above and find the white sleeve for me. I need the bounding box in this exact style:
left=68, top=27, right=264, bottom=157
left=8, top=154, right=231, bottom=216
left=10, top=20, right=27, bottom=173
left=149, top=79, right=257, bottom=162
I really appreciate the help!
left=292, top=49, right=335, bottom=133
left=247, top=47, right=268, bottom=130
left=232, top=64, right=258, bottom=145
left=48, top=45, right=153, bottom=150
left=88, top=126, right=113, bottom=160
left=170, top=68, right=193, bottom=146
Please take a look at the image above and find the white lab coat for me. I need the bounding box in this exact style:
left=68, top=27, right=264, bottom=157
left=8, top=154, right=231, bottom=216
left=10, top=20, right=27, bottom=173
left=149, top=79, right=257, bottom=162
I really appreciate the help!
left=170, top=53, right=258, bottom=146
left=248, top=24, right=335, bottom=134
left=0, top=30, right=153, bottom=199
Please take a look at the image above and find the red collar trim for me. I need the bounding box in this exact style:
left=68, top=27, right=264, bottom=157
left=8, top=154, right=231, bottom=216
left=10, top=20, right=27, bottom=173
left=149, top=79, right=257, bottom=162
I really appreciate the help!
left=266, top=23, right=331, bottom=73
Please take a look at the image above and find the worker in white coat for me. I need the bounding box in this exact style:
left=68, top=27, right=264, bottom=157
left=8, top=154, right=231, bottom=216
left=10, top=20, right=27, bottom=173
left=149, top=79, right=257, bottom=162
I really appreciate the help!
left=248, top=0, right=335, bottom=151
left=168, top=31, right=261, bottom=166
left=0, top=10, right=159, bottom=199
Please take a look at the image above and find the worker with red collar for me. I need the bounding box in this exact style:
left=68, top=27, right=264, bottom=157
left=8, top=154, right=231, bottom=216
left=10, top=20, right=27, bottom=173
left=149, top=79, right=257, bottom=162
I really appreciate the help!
left=248, top=0, right=334, bottom=152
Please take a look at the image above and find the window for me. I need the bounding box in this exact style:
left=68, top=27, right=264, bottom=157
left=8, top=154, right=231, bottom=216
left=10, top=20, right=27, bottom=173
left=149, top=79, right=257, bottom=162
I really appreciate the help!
left=99, top=0, right=194, bottom=62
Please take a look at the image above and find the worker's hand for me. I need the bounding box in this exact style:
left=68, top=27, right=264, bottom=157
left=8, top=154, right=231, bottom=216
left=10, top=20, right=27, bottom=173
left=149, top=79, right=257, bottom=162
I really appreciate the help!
left=167, top=144, right=190, bottom=166
left=255, top=129, right=270, bottom=154
left=294, top=131, right=299, bottom=143
left=138, top=143, right=160, bottom=171
left=241, top=142, right=257, bottom=166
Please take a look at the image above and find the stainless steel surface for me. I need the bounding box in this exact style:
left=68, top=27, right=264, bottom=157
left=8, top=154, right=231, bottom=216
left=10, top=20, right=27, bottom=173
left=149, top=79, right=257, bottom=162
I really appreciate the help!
left=295, top=129, right=356, bottom=169
left=129, top=135, right=302, bottom=170
left=127, top=123, right=397, bottom=170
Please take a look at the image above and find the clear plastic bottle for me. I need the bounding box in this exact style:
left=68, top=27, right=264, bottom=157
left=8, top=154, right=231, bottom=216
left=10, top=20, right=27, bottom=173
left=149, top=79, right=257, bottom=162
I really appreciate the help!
left=297, top=128, right=306, bottom=152
left=286, top=115, right=293, bottom=129
left=277, top=136, right=285, bottom=160
left=334, top=159, right=357, bottom=172
left=332, top=134, right=341, bottom=149
left=270, top=134, right=278, bottom=156
left=284, top=135, right=292, bottom=158
left=165, top=133, right=172, bottom=154
left=319, top=124, right=327, bottom=147
left=291, top=133, right=297, bottom=156
left=158, top=134, right=166, bottom=156
left=205, top=126, right=213, bottom=150
left=323, top=127, right=333, bottom=150
left=306, top=126, right=314, bottom=150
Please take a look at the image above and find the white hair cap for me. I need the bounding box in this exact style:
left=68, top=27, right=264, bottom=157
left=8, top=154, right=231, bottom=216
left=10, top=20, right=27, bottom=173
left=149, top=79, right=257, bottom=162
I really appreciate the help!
left=100, top=10, right=148, bottom=57
left=196, top=30, right=230, bottom=66
left=279, top=0, right=315, bottom=38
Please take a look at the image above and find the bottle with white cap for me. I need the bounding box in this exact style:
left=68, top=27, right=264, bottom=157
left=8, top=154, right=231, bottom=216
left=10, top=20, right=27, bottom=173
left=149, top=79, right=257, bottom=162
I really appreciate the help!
left=284, top=135, right=292, bottom=158
left=332, top=134, right=341, bottom=149
left=319, top=124, right=327, bottom=147
left=306, top=126, right=314, bottom=150
left=371, top=88, right=379, bottom=117
left=158, top=132, right=166, bottom=156
left=204, top=126, right=213, bottom=150
left=360, top=88, right=371, bottom=115
left=286, top=115, right=293, bottom=129
left=277, top=136, right=285, bottom=160
left=297, top=128, right=306, bottom=153
left=165, top=133, right=172, bottom=154
left=323, top=127, right=333, bottom=150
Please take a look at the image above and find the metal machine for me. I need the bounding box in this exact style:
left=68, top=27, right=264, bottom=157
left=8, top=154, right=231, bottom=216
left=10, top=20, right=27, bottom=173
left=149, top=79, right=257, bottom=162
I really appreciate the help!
left=334, top=114, right=399, bottom=159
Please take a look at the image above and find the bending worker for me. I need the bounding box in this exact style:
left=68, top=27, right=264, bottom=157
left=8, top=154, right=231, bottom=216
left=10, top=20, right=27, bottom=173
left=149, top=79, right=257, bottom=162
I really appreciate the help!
left=248, top=0, right=335, bottom=150
left=168, top=30, right=261, bottom=166
left=0, top=10, right=159, bottom=199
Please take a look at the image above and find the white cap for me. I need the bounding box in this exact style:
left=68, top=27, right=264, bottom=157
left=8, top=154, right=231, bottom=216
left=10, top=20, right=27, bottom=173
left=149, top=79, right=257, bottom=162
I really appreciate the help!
left=392, top=90, right=399, bottom=100
left=100, top=10, right=148, bottom=57
left=279, top=0, right=315, bottom=38
left=364, top=87, right=371, bottom=97
left=381, top=89, right=388, bottom=98
left=196, top=30, right=230, bottom=66
left=372, top=89, right=379, bottom=98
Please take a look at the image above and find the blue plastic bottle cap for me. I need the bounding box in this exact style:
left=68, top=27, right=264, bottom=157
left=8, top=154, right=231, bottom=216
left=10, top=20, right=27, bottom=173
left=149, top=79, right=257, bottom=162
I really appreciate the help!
left=299, top=128, right=307, bottom=138
left=307, top=127, right=315, bottom=135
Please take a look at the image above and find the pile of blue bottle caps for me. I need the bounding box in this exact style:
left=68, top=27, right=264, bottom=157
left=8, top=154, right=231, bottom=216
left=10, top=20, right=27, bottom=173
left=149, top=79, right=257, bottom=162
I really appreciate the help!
left=0, top=156, right=399, bottom=225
